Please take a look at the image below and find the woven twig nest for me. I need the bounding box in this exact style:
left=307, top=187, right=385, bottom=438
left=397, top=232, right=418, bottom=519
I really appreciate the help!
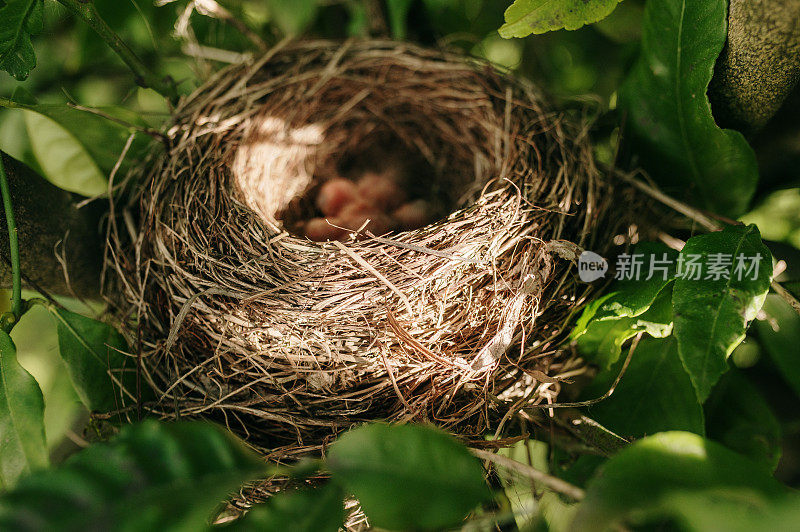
left=107, top=40, right=629, bottom=455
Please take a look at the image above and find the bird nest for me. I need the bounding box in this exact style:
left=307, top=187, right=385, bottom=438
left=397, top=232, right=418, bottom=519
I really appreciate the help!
left=105, top=40, right=632, bottom=456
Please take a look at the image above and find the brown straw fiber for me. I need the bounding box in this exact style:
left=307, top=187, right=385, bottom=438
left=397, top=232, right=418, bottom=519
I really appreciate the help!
left=104, top=40, right=634, bottom=457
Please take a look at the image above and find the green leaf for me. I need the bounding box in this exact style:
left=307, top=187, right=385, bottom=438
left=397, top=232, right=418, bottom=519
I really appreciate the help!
left=618, top=0, right=758, bottom=217
left=673, top=225, right=773, bottom=402
left=0, top=94, right=151, bottom=192
left=0, top=420, right=266, bottom=531
left=665, top=492, right=800, bottom=532
left=0, top=0, right=43, bottom=80
left=705, top=370, right=781, bottom=470
left=756, top=294, right=800, bottom=397
left=12, top=304, right=83, bottom=451
left=327, top=423, right=490, bottom=530
left=265, top=0, right=319, bottom=35
left=581, top=336, right=704, bottom=438
left=572, top=243, right=678, bottom=331
left=554, top=453, right=607, bottom=490
left=499, top=0, right=621, bottom=38
left=52, top=308, right=152, bottom=413
left=22, top=111, right=107, bottom=197
left=575, top=282, right=674, bottom=368
left=593, top=1, right=643, bottom=43
left=571, top=432, right=788, bottom=531
left=502, top=440, right=579, bottom=530
left=230, top=483, right=345, bottom=532
left=0, top=331, right=47, bottom=489
left=741, top=188, right=800, bottom=245
left=571, top=244, right=678, bottom=368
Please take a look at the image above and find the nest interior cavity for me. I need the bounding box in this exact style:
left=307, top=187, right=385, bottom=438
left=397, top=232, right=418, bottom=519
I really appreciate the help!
left=106, top=40, right=628, bottom=455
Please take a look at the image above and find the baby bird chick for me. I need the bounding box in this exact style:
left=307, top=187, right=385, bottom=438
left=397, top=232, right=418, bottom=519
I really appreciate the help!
left=304, top=169, right=434, bottom=241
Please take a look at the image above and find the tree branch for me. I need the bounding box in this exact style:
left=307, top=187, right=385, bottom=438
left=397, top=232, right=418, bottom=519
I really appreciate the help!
left=709, top=0, right=800, bottom=134
left=57, top=0, right=179, bottom=103
left=0, top=153, right=103, bottom=299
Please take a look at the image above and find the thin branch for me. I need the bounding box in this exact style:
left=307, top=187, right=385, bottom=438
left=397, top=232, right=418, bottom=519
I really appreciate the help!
left=553, top=409, right=630, bottom=457
left=526, top=333, right=643, bottom=409
left=57, top=0, right=179, bottom=103
left=0, top=157, right=22, bottom=332
left=771, top=280, right=800, bottom=316
left=618, top=172, right=721, bottom=232
left=471, top=448, right=586, bottom=501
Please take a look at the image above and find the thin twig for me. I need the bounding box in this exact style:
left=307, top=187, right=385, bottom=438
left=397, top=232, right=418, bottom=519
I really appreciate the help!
left=0, top=158, right=22, bottom=332
left=771, top=280, right=800, bottom=316
left=190, top=0, right=267, bottom=51
left=332, top=240, right=414, bottom=316
left=19, top=270, right=62, bottom=309
left=526, top=332, right=643, bottom=409
left=617, top=172, right=720, bottom=231
left=66, top=101, right=166, bottom=141
left=471, top=448, right=585, bottom=501
left=57, top=0, right=179, bottom=103
left=370, top=235, right=482, bottom=264
left=554, top=409, right=630, bottom=456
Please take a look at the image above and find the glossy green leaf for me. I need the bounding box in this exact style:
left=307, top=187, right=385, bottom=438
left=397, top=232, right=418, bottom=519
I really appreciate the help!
left=594, top=1, right=643, bottom=43
left=0, top=331, right=47, bottom=489
left=571, top=432, right=788, bottom=531
left=581, top=336, right=704, bottom=438
left=23, top=111, right=107, bottom=197
left=705, top=370, right=781, bottom=470
left=554, top=453, right=607, bottom=491
left=0, top=94, right=151, bottom=191
left=52, top=308, right=152, bottom=413
left=575, top=282, right=674, bottom=368
left=653, top=491, right=797, bottom=532
left=572, top=243, right=678, bottom=331
left=499, top=0, right=621, bottom=38
left=327, top=423, right=490, bottom=531
left=231, top=483, right=345, bottom=532
left=13, top=304, right=84, bottom=451
left=0, top=0, right=43, bottom=80
left=571, top=244, right=678, bottom=369
left=618, top=0, right=758, bottom=217
left=0, top=420, right=265, bottom=531
left=756, top=294, right=800, bottom=397
left=673, top=225, right=773, bottom=402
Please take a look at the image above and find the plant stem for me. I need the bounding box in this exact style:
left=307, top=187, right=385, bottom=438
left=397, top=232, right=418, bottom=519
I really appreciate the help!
left=56, top=0, right=179, bottom=103
left=0, top=158, right=22, bottom=332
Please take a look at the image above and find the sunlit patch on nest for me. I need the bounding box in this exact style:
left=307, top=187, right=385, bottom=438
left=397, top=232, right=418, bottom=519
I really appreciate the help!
left=105, top=40, right=633, bottom=456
